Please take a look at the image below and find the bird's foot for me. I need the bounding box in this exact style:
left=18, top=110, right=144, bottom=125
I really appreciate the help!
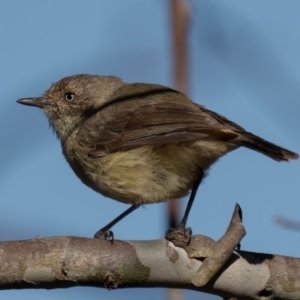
left=92, top=204, right=140, bottom=243
left=165, top=223, right=192, bottom=247
left=94, top=229, right=114, bottom=242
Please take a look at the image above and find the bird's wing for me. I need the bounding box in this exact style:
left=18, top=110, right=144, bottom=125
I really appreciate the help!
left=77, top=101, right=243, bottom=158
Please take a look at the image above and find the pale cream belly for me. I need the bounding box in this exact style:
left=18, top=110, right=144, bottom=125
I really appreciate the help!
left=69, top=141, right=237, bottom=205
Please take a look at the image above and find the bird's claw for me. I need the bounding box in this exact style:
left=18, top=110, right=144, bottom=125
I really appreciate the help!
left=165, top=224, right=192, bottom=247
left=94, top=229, right=114, bottom=242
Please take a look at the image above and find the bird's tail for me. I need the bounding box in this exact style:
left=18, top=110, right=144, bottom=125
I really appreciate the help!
left=235, top=131, right=298, bottom=162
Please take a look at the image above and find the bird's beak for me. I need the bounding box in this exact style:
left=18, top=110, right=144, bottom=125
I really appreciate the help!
left=17, top=97, right=55, bottom=108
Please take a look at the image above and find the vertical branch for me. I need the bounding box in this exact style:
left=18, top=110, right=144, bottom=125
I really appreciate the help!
left=167, top=1, right=191, bottom=300
left=170, top=0, right=191, bottom=94
left=168, top=0, right=191, bottom=230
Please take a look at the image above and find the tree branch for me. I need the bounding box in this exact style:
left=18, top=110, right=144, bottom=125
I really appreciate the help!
left=1, top=205, right=299, bottom=300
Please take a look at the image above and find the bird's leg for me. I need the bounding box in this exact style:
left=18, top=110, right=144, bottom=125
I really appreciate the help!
left=165, top=170, right=204, bottom=246
left=94, top=204, right=140, bottom=240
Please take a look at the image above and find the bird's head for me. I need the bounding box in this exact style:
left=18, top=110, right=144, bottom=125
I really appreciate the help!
left=17, top=74, right=123, bottom=141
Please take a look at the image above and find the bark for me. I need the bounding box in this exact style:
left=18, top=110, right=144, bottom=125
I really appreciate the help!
left=0, top=205, right=300, bottom=299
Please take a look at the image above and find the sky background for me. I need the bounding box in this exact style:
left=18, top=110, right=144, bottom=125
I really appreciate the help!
left=1, top=1, right=300, bottom=299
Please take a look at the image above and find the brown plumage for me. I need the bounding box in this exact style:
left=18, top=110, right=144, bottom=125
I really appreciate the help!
left=17, top=74, right=298, bottom=237
left=78, top=100, right=297, bottom=162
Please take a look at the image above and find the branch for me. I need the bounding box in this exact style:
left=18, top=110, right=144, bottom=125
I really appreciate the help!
left=0, top=206, right=299, bottom=300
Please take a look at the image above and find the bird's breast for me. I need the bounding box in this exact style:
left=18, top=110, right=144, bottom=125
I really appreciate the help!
left=62, top=141, right=205, bottom=204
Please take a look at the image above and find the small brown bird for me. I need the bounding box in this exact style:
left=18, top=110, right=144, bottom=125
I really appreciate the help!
left=17, top=74, right=298, bottom=241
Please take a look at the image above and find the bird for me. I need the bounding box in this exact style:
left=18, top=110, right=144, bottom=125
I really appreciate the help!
left=17, top=74, right=299, bottom=242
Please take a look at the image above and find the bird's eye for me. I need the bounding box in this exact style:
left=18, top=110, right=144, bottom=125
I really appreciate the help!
left=64, top=92, right=75, bottom=102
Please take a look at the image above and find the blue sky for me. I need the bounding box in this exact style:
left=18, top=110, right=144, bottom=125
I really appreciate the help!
left=0, top=1, right=299, bottom=299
